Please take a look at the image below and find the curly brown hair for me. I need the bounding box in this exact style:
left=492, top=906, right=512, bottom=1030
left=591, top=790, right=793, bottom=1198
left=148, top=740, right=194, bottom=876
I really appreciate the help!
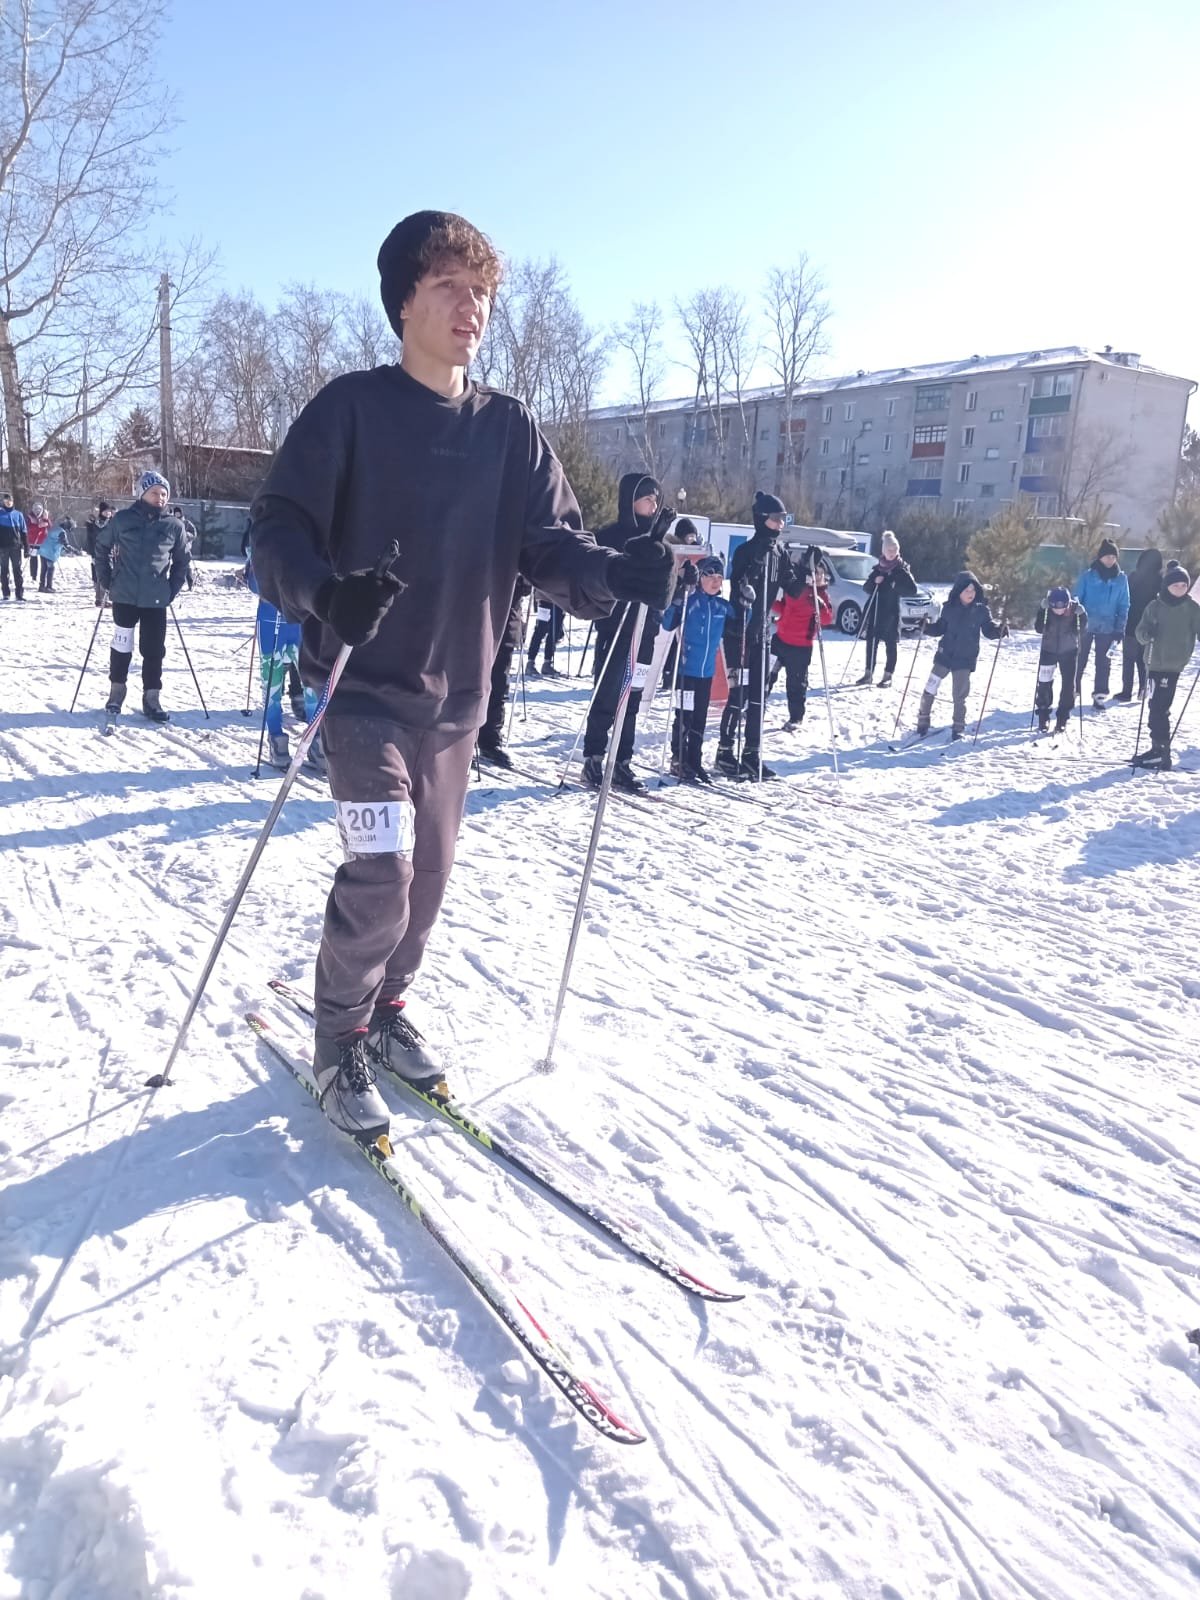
left=378, top=211, right=503, bottom=338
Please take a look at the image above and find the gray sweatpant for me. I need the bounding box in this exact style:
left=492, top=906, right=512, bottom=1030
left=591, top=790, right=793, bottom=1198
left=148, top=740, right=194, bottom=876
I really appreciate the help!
left=917, top=663, right=972, bottom=735
left=315, top=715, right=477, bottom=1038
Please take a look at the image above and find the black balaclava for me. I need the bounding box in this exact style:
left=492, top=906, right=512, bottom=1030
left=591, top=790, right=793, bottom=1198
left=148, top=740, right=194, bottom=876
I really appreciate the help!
left=752, top=490, right=787, bottom=540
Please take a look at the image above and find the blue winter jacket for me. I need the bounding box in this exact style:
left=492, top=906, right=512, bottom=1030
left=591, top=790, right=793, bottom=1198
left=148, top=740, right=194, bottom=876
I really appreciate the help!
left=662, top=588, right=734, bottom=678
left=1074, top=561, right=1130, bottom=635
left=0, top=507, right=27, bottom=552
left=38, top=524, right=70, bottom=564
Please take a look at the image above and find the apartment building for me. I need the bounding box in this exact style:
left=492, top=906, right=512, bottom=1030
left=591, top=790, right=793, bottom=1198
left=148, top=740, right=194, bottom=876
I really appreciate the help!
left=585, top=346, right=1194, bottom=538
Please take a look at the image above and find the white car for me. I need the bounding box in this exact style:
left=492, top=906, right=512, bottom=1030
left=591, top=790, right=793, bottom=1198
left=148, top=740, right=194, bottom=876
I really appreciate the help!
left=784, top=544, right=939, bottom=636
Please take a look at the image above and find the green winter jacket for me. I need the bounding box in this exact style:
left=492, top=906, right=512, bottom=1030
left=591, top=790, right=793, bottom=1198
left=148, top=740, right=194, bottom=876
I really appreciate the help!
left=94, top=498, right=189, bottom=608
left=1135, top=594, right=1200, bottom=673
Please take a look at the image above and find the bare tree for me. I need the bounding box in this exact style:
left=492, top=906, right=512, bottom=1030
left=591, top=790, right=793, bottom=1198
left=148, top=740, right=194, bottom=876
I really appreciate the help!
left=477, top=257, right=607, bottom=429
left=339, top=296, right=393, bottom=373
left=272, top=284, right=348, bottom=420
left=613, top=301, right=665, bottom=474
left=675, top=288, right=737, bottom=493
left=0, top=0, right=184, bottom=503
left=762, top=257, right=830, bottom=493
left=719, top=291, right=758, bottom=483
left=1059, top=423, right=1133, bottom=518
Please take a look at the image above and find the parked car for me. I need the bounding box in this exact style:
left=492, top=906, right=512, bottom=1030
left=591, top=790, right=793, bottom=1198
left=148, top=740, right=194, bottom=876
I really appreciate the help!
left=783, top=544, right=939, bottom=635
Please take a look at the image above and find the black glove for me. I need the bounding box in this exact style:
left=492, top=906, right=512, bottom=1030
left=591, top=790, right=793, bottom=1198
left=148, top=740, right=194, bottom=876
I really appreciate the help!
left=739, top=580, right=756, bottom=609
left=314, top=567, right=404, bottom=646
left=649, top=506, right=677, bottom=540
left=679, top=561, right=699, bottom=591
left=999, top=622, right=1011, bottom=639
left=606, top=536, right=674, bottom=609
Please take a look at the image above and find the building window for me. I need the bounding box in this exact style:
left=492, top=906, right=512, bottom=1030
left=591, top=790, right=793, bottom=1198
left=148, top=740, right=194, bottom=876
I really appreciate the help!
left=1018, top=384, right=1028, bottom=404
left=843, top=402, right=855, bottom=421
left=881, top=468, right=889, bottom=486
left=954, top=499, right=971, bottom=516
left=915, top=386, right=950, bottom=412
left=822, top=405, right=833, bottom=423
left=820, top=437, right=830, bottom=455
left=1036, top=493, right=1059, bottom=516
left=924, top=460, right=942, bottom=480
left=857, top=454, right=871, bottom=467
left=1033, top=373, right=1074, bottom=398
left=1010, top=461, right=1018, bottom=481
left=985, top=446, right=1000, bottom=459
left=839, top=467, right=848, bottom=486
left=841, top=437, right=851, bottom=454
left=989, top=408, right=1005, bottom=422
left=759, top=427, right=771, bottom=439
left=913, top=424, right=948, bottom=445
left=965, top=390, right=978, bottom=412
left=1031, top=414, right=1066, bottom=439
left=958, top=463, right=971, bottom=483
left=1025, top=455, right=1046, bottom=475
left=861, top=419, right=873, bottom=432
left=1016, top=424, right=1024, bottom=445
left=887, top=398, right=897, bottom=416
left=962, top=426, right=975, bottom=448
left=817, top=468, right=827, bottom=486
left=883, top=433, right=893, bottom=452
left=980, top=484, right=995, bottom=497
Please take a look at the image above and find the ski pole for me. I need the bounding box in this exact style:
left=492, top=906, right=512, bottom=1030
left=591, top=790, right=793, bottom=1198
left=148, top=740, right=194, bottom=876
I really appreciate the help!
left=241, top=617, right=258, bottom=716
left=252, top=608, right=282, bottom=777
left=655, top=584, right=690, bottom=783
left=68, top=592, right=109, bottom=713
left=149, top=542, right=402, bottom=1090
left=756, top=550, right=775, bottom=783
left=836, top=583, right=878, bottom=689
left=1171, top=659, right=1200, bottom=742
left=557, top=611, right=632, bottom=788
left=505, top=591, right=532, bottom=741
left=541, top=603, right=647, bottom=1075
left=576, top=621, right=593, bottom=677
left=811, top=566, right=840, bottom=778
left=169, top=605, right=210, bottom=718
left=971, top=628, right=1004, bottom=744
left=892, top=630, right=924, bottom=738
left=1130, top=638, right=1152, bottom=766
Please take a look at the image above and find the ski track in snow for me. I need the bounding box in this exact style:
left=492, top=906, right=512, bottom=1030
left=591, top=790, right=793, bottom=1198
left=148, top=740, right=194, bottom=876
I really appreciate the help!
left=1, top=563, right=1199, bottom=1599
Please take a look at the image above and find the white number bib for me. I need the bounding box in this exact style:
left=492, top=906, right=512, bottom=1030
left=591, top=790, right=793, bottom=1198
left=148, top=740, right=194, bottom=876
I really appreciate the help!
left=536, top=606, right=551, bottom=621
left=336, top=799, right=415, bottom=857
left=631, top=663, right=650, bottom=690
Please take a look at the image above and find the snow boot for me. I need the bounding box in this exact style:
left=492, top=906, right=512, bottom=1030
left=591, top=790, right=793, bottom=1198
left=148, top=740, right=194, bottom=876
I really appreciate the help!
left=105, top=680, right=127, bottom=715
left=477, top=737, right=514, bottom=771
left=855, top=672, right=872, bottom=686
left=1037, top=713, right=1050, bottom=733
left=539, top=662, right=562, bottom=679
left=313, top=1030, right=391, bottom=1142
left=268, top=733, right=291, bottom=769
left=366, top=1000, right=448, bottom=1095
left=302, top=732, right=327, bottom=778
left=738, top=750, right=777, bottom=781
left=949, top=729, right=964, bottom=742
left=582, top=754, right=604, bottom=790
left=142, top=688, right=169, bottom=723
left=525, top=659, right=540, bottom=678
left=682, top=765, right=713, bottom=785
left=613, top=760, right=648, bottom=796
left=783, top=719, right=804, bottom=733
left=1092, top=694, right=1108, bottom=710
left=714, top=743, right=740, bottom=777
left=1112, top=691, right=1133, bottom=704
left=877, top=673, right=893, bottom=688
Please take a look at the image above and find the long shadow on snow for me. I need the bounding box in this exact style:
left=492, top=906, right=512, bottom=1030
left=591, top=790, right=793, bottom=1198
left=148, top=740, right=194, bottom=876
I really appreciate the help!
left=1066, top=808, right=1200, bottom=879
left=2, top=786, right=330, bottom=848
left=928, top=764, right=1131, bottom=828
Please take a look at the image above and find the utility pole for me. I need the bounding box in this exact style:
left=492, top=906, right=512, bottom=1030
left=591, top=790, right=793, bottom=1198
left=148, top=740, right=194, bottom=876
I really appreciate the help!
left=158, top=272, right=175, bottom=487
left=80, top=354, right=89, bottom=486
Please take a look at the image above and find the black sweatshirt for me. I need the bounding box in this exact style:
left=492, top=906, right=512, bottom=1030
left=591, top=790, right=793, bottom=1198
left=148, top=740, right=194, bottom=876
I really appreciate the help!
left=252, top=365, right=619, bottom=731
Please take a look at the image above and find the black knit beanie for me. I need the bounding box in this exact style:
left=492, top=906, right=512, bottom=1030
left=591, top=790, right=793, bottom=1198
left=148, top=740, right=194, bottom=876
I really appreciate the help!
left=1097, top=537, right=1119, bottom=560
left=1163, top=560, right=1191, bottom=591
left=752, top=490, right=787, bottom=539
left=377, top=211, right=494, bottom=339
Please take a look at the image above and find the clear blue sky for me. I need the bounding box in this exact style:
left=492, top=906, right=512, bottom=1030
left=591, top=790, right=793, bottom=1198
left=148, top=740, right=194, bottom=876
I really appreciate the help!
left=163, top=0, right=1198, bottom=414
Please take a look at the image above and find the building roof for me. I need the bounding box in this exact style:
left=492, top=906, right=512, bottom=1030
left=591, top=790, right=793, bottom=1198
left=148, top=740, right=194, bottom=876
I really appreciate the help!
left=588, top=345, right=1194, bottom=422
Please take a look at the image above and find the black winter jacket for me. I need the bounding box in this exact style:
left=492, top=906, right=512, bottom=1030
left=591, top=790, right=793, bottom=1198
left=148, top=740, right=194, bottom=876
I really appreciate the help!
left=726, top=535, right=801, bottom=641
left=925, top=570, right=1003, bottom=670
left=1035, top=600, right=1086, bottom=655
left=862, top=559, right=917, bottom=631
left=94, top=500, right=189, bottom=608
left=1125, top=547, right=1164, bottom=636
left=252, top=365, right=621, bottom=732
left=592, top=471, right=664, bottom=659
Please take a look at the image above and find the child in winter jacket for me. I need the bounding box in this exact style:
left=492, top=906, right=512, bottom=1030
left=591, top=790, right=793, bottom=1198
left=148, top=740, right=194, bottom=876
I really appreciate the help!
left=771, top=558, right=833, bottom=729
left=36, top=518, right=74, bottom=592
left=1132, top=562, right=1200, bottom=770
left=855, top=530, right=917, bottom=686
left=916, top=570, right=1007, bottom=739
left=1074, top=538, right=1130, bottom=706
left=25, top=501, right=50, bottom=583
left=660, top=554, right=734, bottom=783
left=1033, top=586, right=1086, bottom=733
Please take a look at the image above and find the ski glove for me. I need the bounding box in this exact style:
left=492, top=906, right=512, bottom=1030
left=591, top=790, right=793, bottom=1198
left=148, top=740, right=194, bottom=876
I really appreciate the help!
left=314, top=567, right=405, bottom=646
left=739, top=580, right=756, bottom=608
left=679, top=561, right=700, bottom=590
left=999, top=623, right=1011, bottom=639
left=649, top=506, right=677, bottom=540
left=606, top=536, right=675, bottom=609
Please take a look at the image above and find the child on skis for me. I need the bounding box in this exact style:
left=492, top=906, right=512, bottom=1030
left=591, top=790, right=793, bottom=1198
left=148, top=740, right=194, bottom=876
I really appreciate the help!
left=1133, top=561, right=1200, bottom=771
left=245, top=559, right=320, bottom=771
left=1033, top=585, right=1086, bottom=733
left=771, top=553, right=833, bottom=731
left=916, top=571, right=1007, bottom=740
left=660, top=554, right=734, bottom=783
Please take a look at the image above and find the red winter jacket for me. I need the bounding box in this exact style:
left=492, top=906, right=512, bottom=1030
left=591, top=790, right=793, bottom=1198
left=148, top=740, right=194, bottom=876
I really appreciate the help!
left=26, top=512, right=50, bottom=550
left=773, top=585, right=832, bottom=646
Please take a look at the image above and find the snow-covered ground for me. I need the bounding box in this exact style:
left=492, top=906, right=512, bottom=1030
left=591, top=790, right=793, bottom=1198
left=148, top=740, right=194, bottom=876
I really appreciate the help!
left=2, top=554, right=1199, bottom=1600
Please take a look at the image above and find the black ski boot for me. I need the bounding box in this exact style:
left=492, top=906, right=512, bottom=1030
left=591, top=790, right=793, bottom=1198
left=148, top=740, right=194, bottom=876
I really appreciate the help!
left=582, top=754, right=604, bottom=790
left=1055, top=715, right=1070, bottom=734
left=142, top=688, right=169, bottom=723
left=613, top=760, right=648, bottom=796
left=877, top=672, right=893, bottom=688
left=477, top=736, right=514, bottom=771
left=539, top=663, right=562, bottom=679
left=366, top=1000, right=448, bottom=1096
left=1037, top=714, right=1050, bottom=733
left=714, top=743, right=740, bottom=778
left=738, top=749, right=777, bottom=781
left=105, top=680, right=127, bottom=715
left=313, top=1030, right=391, bottom=1143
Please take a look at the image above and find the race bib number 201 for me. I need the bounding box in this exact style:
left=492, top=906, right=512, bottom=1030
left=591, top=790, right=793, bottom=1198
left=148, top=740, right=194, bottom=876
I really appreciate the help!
left=336, top=799, right=415, bottom=857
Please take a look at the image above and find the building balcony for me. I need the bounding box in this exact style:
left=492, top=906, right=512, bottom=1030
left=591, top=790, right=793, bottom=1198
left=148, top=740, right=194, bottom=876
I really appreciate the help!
left=906, top=481, right=942, bottom=497
left=911, top=442, right=946, bottom=459
left=1028, top=395, right=1071, bottom=417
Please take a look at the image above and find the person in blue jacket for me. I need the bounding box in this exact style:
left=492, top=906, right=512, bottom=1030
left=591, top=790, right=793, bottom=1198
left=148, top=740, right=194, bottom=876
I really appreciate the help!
left=1073, top=537, right=1130, bottom=706
left=36, top=516, right=75, bottom=592
left=244, top=558, right=320, bottom=769
left=660, top=554, right=734, bottom=783
left=915, top=570, right=1007, bottom=740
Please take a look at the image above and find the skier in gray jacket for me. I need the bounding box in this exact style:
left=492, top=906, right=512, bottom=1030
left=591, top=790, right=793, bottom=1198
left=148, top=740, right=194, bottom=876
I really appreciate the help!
left=94, top=471, right=189, bottom=722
